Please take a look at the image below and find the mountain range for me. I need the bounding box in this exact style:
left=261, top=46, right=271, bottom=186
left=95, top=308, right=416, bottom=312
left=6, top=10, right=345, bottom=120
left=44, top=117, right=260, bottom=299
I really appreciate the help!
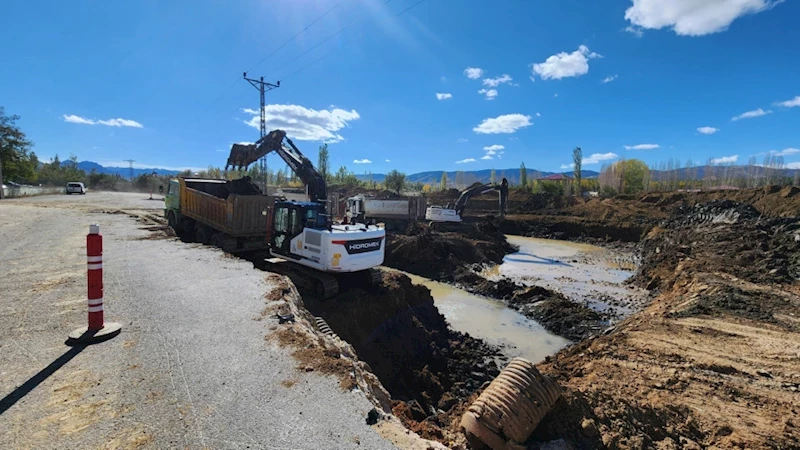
left=358, top=169, right=600, bottom=185
left=76, top=161, right=796, bottom=186
left=77, top=161, right=185, bottom=178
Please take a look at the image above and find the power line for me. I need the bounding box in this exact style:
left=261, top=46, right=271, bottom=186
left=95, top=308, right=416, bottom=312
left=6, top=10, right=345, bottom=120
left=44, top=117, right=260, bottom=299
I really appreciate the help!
left=279, top=0, right=427, bottom=83
left=204, top=1, right=353, bottom=111
left=244, top=0, right=353, bottom=75
left=267, top=0, right=396, bottom=79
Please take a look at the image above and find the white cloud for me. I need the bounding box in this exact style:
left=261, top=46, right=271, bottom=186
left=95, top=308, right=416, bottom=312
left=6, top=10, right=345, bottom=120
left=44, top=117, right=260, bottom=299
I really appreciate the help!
left=243, top=104, right=360, bottom=142
left=482, top=74, right=513, bottom=87
left=478, top=88, right=498, bottom=100
left=731, top=108, right=772, bottom=121
left=584, top=152, right=619, bottom=164
left=554, top=93, right=559, bottom=98
left=481, top=155, right=493, bottom=160
left=531, top=45, right=602, bottom=81
left=562, top=152, right=619, bottom=168
left=436, top=92, right=453, bottom=100
left=353, top=159, right=372, bottom=164
left=776, top=96, right=800, bottom=108
left=697, top=126, right=719, bottom=134
left=624, top=25, right=645, bottom=37
left=464, top=67, right=484, bottom=79
left=624, top=143, right=660, bottom=150
left=62, top=114, right=95, bottom=125
left=625, top=0, right=781, bottom=37
left=536, top=112, right=541, bottom=117
left=457, top=138, right=469, bottom=143
left=483, top=144, right=505, bottom=152
left=769, top=148, right=800, bottom=157
left=97, top=118, right=144, bottom=128
left=62, top=114, right=143, bottom=128
left=787, top=162, right=800, bottom=169
left=385, top=159, right=392, bottom=162
left=602, top=75, right=618, bottom=83
left=473, top=114, right=533, bottom=134
left=710, top=155, right=739, bottom=164
left=456, top=158, right=476, bottom=164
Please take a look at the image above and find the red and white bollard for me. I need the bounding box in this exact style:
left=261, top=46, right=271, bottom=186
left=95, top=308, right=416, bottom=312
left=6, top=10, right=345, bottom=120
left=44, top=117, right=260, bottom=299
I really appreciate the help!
left=67, top=224, right=122, bottom=345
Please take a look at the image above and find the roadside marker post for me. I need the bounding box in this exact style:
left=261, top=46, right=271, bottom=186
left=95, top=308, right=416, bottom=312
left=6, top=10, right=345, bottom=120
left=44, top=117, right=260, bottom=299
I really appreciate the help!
left=67, top=224, right=122, bottom=345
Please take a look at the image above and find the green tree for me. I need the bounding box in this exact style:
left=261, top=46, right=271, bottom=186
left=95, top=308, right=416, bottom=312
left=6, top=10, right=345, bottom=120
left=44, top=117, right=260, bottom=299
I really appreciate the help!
left=440, top=172, right=447, bottom=190
left=611, top=159, right=649, bottom=194
left=0, top=107, right=37, bottom=184
left=519, top=162, right=527, bottom=188
left=572, top=147, right=582, bottom=194
left=318, top=143, right=330, bottom=182
left=384, top=169, right=406, bottom=194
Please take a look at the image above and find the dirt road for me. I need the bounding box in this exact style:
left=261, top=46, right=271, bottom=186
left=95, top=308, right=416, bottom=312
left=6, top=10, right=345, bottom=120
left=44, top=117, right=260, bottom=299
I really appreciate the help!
left=0, top=192, right=399, bottom=449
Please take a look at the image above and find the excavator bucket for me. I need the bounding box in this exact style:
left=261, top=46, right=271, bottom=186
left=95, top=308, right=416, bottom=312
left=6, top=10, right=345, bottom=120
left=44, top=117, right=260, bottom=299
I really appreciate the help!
left=225, top=130, right=287, bottom=171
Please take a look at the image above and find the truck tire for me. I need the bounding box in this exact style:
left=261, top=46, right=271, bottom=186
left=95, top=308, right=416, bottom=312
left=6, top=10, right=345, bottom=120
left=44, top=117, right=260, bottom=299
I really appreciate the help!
left=196, top=225, right=212, bottom=245
left=167, top=211, right=178, bottom=230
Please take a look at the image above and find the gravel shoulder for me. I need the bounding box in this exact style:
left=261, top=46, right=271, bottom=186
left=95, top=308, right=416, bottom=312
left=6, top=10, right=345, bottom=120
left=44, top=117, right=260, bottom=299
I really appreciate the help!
left=0, top=192, right=398, bottom=449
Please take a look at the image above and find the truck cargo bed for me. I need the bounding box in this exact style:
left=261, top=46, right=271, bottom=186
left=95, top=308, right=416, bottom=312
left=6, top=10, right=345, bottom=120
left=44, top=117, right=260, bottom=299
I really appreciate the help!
left=181, top=181, right=272, bottom=237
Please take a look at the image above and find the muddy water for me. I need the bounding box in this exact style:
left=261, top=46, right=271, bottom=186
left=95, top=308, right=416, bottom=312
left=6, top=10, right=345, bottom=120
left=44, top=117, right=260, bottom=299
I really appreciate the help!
left=496, top=235, right=646, bottom=318
left=388, top=270, right=571, bottom=363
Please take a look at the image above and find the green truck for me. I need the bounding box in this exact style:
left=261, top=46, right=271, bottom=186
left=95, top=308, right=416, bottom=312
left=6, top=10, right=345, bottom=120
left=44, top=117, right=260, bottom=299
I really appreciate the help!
left=164, top=177, right=273, bottom=252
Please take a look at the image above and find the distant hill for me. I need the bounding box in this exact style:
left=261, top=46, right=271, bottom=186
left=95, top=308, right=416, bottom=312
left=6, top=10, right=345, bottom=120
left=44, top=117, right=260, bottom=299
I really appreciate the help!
left=77, top=161, right=181, bottom=179
left=357, top=169, right=600, bottom=185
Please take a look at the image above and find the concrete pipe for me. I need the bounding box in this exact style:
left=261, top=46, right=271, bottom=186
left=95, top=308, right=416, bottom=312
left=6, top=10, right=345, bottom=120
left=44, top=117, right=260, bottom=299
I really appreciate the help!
left=460, top=357, right=561, bottom=450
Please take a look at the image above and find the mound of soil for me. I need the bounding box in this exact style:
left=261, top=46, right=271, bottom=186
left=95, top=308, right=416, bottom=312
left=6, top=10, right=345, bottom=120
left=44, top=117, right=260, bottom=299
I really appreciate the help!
left=633, top=200, right=800, bottom=294
left=301, top=271, right=503, bottom=421
left=385, top=221, right=513, bottom=282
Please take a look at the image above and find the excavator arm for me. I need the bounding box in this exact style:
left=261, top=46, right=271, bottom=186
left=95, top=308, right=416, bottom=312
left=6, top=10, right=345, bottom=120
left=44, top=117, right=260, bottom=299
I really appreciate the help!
left=225, top=129, right=327, bottom=203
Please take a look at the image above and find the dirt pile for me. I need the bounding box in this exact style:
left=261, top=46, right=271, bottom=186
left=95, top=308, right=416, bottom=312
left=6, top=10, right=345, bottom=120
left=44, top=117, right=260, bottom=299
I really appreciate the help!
left=385, top=221, right=513, bottom=281
left=301, top=271, right=504, bottom=425
left=477, top=186, right=800, bottom=243
left=526, top=200, right=800, bottom=449
left=633, top=200, right=800, bottom=305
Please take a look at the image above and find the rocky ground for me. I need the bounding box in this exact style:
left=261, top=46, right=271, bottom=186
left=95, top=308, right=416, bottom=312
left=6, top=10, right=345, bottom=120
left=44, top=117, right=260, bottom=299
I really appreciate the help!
left=529, top=199, right=800, bottom=449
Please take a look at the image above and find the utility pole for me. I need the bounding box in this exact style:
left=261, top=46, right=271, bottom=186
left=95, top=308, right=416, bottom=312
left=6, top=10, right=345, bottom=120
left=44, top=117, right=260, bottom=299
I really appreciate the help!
left=123, top=159, right=135, bottom=182
left=243, top=72, right=280, bottom=192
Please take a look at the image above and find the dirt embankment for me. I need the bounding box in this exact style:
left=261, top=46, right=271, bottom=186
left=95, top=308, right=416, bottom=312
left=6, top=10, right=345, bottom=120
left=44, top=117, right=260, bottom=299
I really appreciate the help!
left=299, top=272, right=506, bottom=443
left=469, top=185, right=800, bottom=243
left=385, top=221, right=607, bottom=341
left=528, top=200, right=800, bottom=449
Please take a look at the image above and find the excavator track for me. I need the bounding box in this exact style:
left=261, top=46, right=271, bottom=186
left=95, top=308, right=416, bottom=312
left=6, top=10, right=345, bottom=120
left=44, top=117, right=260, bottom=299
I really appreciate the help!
left=258, top=258, right=340, bottom=299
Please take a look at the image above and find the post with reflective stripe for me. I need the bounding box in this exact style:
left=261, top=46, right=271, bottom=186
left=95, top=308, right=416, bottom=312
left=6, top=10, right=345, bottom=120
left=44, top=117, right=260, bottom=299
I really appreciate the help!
left=87, top=224, right=104, bottom=330
left=67, top=224, right=122, bottom=345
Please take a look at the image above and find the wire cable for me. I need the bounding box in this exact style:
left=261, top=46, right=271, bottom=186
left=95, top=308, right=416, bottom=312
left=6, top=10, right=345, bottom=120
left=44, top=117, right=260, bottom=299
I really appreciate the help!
left=279, top=0, right=428, bottom=82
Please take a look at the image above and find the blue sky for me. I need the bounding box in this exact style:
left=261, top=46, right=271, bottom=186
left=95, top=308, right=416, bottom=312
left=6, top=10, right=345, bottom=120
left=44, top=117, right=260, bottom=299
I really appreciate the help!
left=2, top=0, right=799, bottom=174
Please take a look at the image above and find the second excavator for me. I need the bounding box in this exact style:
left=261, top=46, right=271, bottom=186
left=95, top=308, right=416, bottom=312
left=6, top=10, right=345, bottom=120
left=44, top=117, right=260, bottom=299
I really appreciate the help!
left=426, top=178, right=509, bottom=223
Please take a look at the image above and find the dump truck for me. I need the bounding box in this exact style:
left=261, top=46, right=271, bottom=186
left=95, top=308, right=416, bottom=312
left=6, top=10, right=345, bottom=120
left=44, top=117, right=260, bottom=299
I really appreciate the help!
left=164, top=176, right=273, bottom=252
left=345, top=194, right=427, bottom=231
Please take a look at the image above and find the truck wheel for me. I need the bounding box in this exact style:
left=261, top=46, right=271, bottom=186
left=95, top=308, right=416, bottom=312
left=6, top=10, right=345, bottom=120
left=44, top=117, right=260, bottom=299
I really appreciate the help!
left=167, top=211, right=178, bottom=230
left=196, top=225, right=212, bottom=245
left=210, top=233, right=225, bottom=249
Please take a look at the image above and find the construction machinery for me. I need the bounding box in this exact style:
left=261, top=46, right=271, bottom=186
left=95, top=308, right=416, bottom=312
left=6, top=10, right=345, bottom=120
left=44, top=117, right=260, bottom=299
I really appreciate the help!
left=426, top=178, right=509, bottom=223
left=164, top=176, right=272, bottom=252
left=345, top=194, right=427, bottom=231
left=225, top=129, right=385, bottom=297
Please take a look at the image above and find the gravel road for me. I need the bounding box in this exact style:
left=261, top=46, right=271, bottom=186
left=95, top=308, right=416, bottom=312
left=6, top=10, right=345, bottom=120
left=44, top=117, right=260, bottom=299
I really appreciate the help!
left=0, top=192, right=397, bottom=449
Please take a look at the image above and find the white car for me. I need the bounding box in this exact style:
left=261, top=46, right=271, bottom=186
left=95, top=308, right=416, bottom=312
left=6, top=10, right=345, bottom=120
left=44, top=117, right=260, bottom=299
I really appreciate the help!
left=66, top=182, right=86, bottom=195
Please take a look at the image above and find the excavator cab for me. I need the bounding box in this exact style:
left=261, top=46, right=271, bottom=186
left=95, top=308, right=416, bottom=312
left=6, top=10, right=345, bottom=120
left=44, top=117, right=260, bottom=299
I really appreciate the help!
left=270, top=201, right=328, bottom=258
